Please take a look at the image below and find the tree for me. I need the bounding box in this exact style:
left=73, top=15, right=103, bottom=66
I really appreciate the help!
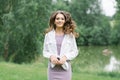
left=0, top=0, right=12, bottom=60
left=51, top=0, right=70, bottom=11
left=69, top=0, right=111, bottom=46
left=69, top=0, right=102, bottom=27
left=1, top=0, right=52, bottom=63
left=111, top=0, right=120, bottom=45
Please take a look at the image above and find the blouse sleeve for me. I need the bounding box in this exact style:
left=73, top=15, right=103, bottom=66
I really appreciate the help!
left=43, top=34, right=53, bottom=58
left=64, top=35, right=79, bottom=60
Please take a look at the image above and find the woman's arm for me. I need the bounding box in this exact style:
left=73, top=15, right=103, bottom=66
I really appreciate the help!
left=43, top=34, right=53, bottom=58
left=64, top=35, right=79, bottom=60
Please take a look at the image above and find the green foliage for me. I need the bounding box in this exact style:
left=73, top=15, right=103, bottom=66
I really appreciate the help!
left=76, top=16, right=111, bottom=46
left=0, top=0, right=52, bottom=63
left=111, top=0, right=120, bottom=45
left=110, top=23, right=120, bottom=45
left=51, top=0, right=70, bottom=11
left=69, top=0, right=102, bottom=27
left=69, top=0, right=111, bottom=46
left=0, top=0, right=119, bottom=63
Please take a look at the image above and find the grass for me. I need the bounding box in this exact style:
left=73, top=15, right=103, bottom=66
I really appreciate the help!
left=0, top=61, right=120, bottom=80
left=0, top=46, right=120, bottom=80
left=73, top=72, right=119, bottom=80
left=0, top=61, right=47, bottom=80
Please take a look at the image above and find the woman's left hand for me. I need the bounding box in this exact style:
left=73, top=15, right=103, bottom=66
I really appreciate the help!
left=58, top=56, right=67, bottom=65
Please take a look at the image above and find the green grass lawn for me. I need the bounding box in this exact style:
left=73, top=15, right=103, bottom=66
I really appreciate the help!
left=0, top=46, right=120, bottom=80
left=0, top=62, right=47, bottom=80
left=0, top=61, right=120, bottom=80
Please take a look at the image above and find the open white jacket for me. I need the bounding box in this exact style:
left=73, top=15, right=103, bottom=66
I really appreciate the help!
left=43, top=30, right=78, bottom=60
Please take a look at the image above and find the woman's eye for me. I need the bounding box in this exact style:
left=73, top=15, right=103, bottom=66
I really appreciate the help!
left=56, top=18, right=59, bottom=20
left=56, top=18, right=65, bottom=20
left=61, top=18, right=65, bottom=20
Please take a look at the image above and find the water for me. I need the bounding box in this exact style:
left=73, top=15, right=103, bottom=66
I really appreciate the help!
left=104, top=56, right=120, bottom=72
left=73, top=46, right=120, bottom=72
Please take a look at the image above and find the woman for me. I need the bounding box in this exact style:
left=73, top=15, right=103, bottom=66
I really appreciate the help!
left=43, top=10, right=79, bottom=80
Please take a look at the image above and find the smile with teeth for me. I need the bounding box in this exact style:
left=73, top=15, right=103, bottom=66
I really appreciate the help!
left=57, top=22, right=63, bottom=25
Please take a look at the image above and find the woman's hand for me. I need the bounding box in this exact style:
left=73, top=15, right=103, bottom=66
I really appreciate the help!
left=50, top=55, right=59, bottom=65
left=58, top=56, right=67, bottom=65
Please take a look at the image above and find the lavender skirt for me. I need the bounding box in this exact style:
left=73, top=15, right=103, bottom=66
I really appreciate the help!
left=48, top=61, right=72, bottom=80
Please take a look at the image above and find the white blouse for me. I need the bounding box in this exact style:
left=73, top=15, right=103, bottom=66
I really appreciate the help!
left=43, top=30, right=78, bottom=60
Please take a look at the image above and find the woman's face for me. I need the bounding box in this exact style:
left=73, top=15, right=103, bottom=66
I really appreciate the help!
left=54, top=13, right=65, bottom=28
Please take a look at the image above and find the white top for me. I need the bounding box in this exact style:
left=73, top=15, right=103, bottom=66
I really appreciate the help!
left=43, top=30, right=79, bottom=60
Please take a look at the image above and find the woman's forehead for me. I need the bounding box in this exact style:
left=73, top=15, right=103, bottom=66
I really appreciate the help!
left=56, top=13, right=65, bottom=18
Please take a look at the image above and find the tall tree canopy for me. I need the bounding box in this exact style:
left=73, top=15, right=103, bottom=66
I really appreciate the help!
left=68, top=0, right=111, bottom=45
left=111, top=0, right=120, bottom=45
left=0, top=0, right=52, bottom=63
left=0, top=0, right=117, bottom=63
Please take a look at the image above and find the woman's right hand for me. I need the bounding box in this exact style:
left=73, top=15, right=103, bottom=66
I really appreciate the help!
left=50, top=55, right=59, bottom=65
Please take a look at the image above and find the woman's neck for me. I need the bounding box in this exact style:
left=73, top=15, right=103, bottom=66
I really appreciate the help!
left=55, top=28, right=64, bottom=36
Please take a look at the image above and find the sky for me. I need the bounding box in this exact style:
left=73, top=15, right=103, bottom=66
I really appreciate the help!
left=101, top=0, right=117, bottom=16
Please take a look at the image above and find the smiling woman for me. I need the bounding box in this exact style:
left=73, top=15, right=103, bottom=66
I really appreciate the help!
left=101, top=0, right=117, bottom=16
left=43, top=10, right=79, bottom=80
left=54, top=13, right=65, bottom=29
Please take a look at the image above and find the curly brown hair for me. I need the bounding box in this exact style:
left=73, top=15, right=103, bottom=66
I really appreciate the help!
left=45, top=10, right=79, bottom=37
